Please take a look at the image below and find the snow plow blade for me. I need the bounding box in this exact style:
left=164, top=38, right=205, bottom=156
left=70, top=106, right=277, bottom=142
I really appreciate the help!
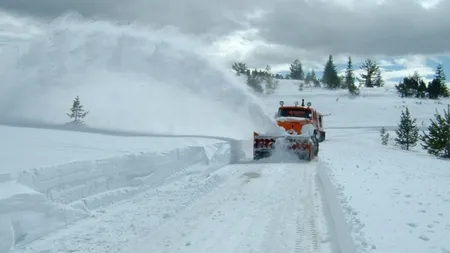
left=253, top=135, right=317, bottom=161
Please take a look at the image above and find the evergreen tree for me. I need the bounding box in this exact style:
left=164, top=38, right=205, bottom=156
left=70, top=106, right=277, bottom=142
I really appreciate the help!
left=395, top=79, right=409, bottom=98
left=380, top=127, right=390, bottom=145
left=67, top=96, right=89, bottom=124
left=434, top=64, right=449, bottom=97
left=298, top=81, right=305, bottom=91
left=263, top=65, right=279, bottom=95
left=274, top=73, right=284, bottom=79
left=410, top=71, right=428, bottom=98
left=322, top=55, right=340, bottom=89
left=417, top=81, right=427, bottom=98
left=344, top=56, right=354, bottom=87
left=289, top=59, right=305, bottom=80
left=420, top=107, right=450, bottom=158
left=395, top=107, right=419, bottom=150
left=395, top=72, right=426, bottom=98
left=374, top=69, right=384, bottom=87
left=345, top=56, right=359, bottom=95
left=247, top=68, right=273, bottom=94
left=360, top=59, right=379, bottom=87
left=232, top=62, right=248, bottom=76
left=305, top=71, right=313, bottom=85
left=427, top=79, right=441, bottom=99
left=246, top=73, right=264, bottom=93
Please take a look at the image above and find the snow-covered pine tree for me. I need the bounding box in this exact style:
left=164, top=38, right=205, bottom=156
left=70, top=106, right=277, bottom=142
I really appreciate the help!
left=298, top=81, right=304, bottom=91
left=265, top=77, right=279, bottom=95
left=322, top=55, right=340, bottom=89
left=67, top=95, right=88, bottom=124
left=360, top=59, right=379, bottom=87
left=435, top=64, right=449, bottom=97
left=304, top=71, right=312, bottom=85
left=232, top=62, right=248, bottom=76
left=420, top=106, right=450, bottom=158
left=374, top=69, right=384, bottom=87
left=289, top=59, right=304, bottom=80
left=380, top=127, right=389, bottom=145
left=395, top=107, right=419, bottom=150
left=345, top=56, right=359, bottom=96
left=246, top=69, right=264, bottom=94
left=264, top=65, right=279, bottom=95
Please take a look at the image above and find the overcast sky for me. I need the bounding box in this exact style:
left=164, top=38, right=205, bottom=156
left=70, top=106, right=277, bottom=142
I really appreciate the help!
left=1, top=0, right=449, bottom=75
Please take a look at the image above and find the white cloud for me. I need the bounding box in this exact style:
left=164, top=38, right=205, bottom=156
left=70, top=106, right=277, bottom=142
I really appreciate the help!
left=419, top=0, right=445, bottom=8
left=378, top=59, right=395, bottom=67
left=207, top=29, right=265, bottom=62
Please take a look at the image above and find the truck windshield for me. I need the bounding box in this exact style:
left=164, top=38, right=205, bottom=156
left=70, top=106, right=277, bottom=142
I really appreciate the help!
left=278, top=108, right=312, bottom=118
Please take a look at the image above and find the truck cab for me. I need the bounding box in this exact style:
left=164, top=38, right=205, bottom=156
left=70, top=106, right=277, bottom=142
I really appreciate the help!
left=275, top=99, right=325, bottom=142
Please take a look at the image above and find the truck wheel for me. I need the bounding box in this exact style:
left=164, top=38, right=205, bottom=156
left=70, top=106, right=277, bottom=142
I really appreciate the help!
left=319, top=131, right=326, bottom=142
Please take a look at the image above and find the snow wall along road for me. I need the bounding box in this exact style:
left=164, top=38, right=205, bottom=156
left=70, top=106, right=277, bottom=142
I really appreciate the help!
left=0, top=11, right=279, bottom=139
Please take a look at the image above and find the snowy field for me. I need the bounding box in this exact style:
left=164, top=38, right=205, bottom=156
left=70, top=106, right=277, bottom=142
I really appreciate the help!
left=1, top=11, right=450, bottom=253
left=266, top=81, right=450, bottom=253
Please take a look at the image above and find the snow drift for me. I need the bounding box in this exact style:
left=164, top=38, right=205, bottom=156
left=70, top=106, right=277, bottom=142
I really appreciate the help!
left=0, top=12, right=278, bottom=139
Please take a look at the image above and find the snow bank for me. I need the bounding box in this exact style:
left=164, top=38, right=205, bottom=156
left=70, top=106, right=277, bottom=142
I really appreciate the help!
left=318, top=129, right=450, bottom=253
left=0, top=12, right=278, bottom=139
left=0, top=142, right=232, bottom=251
left=317, top=159, right=358, bottom=253
left=0, top=125, right=230, bottom=175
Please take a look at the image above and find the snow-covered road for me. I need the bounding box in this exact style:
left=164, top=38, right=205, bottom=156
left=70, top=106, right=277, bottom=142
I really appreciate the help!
left=13, top=161, right=334, bottom=253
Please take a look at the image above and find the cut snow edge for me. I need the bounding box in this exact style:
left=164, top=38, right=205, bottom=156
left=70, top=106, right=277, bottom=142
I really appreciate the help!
left=0, top=141, right=235, bottom=252
left=317, top=158, right=358, bottom=253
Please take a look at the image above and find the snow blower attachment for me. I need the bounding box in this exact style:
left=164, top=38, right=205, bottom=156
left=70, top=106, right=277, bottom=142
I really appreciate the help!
left=253, top=99, right=326, bottom=161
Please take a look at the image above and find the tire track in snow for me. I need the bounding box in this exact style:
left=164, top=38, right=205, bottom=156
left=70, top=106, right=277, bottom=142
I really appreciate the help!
left=294, top=163, right=324, bottom=253
left=240, top=165, right=301, bottom=253
left=126, top=161, right=333, bottom=253
left=137, top=164, right=275, bottom=253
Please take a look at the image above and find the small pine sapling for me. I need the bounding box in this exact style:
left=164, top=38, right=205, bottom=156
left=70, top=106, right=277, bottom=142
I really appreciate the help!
left=395, top=107, right=419, bottom=150
left=67, top=95, right=89, bottom=124
left=380, top=127, right=390, bottom=145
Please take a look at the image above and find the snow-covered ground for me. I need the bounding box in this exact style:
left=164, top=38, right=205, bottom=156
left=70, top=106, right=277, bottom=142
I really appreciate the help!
left=0, top=12, right=275, bottom=252
left=0, top=125, right=235, bottom=251
left=266, top=80, right=450, bottom=253
left=8, top=161, right=334, bottom=253
left=1, top=10, right=450, bottom=253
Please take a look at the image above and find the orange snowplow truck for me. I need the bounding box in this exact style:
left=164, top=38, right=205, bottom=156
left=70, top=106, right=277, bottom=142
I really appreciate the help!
left=253, top=99, right=326, bottom=161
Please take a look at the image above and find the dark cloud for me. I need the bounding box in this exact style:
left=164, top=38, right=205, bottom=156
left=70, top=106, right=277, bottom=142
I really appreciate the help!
left=1, top=0, right=449, bottom=67
left=250, top=0, right=450, bottom=56
left=0, top=0, right=269, bottom=35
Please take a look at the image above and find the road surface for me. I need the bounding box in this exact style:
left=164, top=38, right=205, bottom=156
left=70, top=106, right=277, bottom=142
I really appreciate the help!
left=13, top=161, right=335, bottom=253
